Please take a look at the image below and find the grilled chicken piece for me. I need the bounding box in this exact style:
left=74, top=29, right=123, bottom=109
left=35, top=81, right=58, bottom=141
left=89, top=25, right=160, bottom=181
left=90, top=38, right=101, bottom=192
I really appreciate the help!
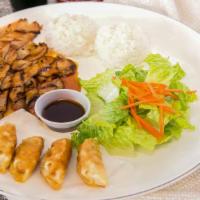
left=10, top=136, right=44, bottom=183
left=25, top=88, right=38, bottom=105
left=0, top=90, right=8, bottom=113
left=12, top=71, right=24, bottom=87
left=0, top=27, right=6, bottom=38
left=25, top=78, right=37, bottom=91
left=40, top=139, right=72, bottom=190
left=1, top=72, right=12, bottom=90
left=54, top=58, right=76, bottom=76
left=4, top=100, right=14, bottom=117
left=23, top=64, right=40, bottom=82
left=16, top=46, right=30, bottom=60
left=12, top=60, right=31, bottom=71
left=4, top=47, right=17, bottom=64
left=77, top=139, right=108, bottom=187
left=38, top=78, right=63, bottom=95
left=0, top=44, right=10, bottom=58
left=13, top=99, right=26, bottom=110
left=7, top=19, right=41, bottom=33
left=39, top=56, right=55, bottom=66
left=39, top=66, right=59, bottom=77
left=0, top=123, right=17, bottom=173
left=9, top=86, right=24, bottom=102
left=0, top=64, right=10, bottom=83
left=10, top=33, right=36, bottom=49
left=26, top=43, right=48, bottom=62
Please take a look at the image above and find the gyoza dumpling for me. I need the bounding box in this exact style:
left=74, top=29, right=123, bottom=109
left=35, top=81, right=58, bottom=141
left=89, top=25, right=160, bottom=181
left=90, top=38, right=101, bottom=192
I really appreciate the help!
left=77, top=138, right=108, bottom=187
left=10, top=136, right=44, bottom=182
left=40, top=138, right=72, bottom=190
left=0, top=123, right=16, bottom=173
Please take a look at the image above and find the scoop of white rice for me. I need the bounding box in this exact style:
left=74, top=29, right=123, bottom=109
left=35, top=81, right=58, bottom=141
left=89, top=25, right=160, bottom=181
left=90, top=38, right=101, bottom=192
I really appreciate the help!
left=95, top=22, right=150, bottom=68
left=45, top=14, right=97, bottom=56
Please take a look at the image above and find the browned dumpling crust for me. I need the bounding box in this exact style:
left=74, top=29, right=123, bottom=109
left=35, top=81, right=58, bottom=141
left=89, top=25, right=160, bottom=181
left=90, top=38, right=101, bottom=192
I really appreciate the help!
left=9, top=136, right=44, bottom=182
left=0, top=123, right=16, bottom=173
left=77, top=139, right=108, bottom=187
left=40, top=138, right=72, bottom=190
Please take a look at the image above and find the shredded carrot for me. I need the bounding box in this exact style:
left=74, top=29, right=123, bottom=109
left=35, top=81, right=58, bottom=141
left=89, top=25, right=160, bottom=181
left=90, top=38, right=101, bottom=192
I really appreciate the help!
left=159, top=106, right=164, bottom=135
left=120, top=78, right=195, bottom=139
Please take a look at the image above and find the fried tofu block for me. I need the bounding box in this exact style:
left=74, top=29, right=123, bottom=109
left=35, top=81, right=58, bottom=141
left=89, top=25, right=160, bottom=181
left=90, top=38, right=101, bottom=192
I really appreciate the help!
left=0, top=124, right=16, bottom=173
left=10, top=136, right=44, bottom=182
left=77, top=139, right=108, bottom=187
left=40, top=138, right=72, bottom=190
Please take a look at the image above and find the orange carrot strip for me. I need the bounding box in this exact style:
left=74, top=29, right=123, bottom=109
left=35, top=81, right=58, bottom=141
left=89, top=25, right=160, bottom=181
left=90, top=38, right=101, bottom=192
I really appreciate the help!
left=137, top=116, right=163, bottom=139
left=159, top=106, right=164, bottom=135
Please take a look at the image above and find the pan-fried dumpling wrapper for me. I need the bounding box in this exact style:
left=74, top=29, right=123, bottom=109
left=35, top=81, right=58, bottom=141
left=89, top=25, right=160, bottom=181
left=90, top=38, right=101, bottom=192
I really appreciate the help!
left=0, top=123, right=16, bottom=173
left=9, top=136, right=44, bottom=182
left=40, top=138, right=72, bottom=190
left=77, top=138, right=108, bottom=187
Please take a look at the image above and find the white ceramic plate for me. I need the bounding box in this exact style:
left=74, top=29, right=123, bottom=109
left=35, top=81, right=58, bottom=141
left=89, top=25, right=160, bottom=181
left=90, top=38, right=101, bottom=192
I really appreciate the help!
left=0, top=2, right=200, bottom=200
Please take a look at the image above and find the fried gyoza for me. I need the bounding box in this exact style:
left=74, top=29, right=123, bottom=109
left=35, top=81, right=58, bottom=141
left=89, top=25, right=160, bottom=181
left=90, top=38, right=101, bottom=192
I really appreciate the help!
left=0, top=124, right=16, bottom=173
left=40, top=138, right=72, bottom=190
left=10, top=136, right=44, bottom=182
left=77, top=139, right=108, bottom=187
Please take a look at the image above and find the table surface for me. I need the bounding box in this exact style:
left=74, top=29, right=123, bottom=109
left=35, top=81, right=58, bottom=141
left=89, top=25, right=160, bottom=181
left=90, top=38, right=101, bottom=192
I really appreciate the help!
left=0, top=1, right=200, bottom=200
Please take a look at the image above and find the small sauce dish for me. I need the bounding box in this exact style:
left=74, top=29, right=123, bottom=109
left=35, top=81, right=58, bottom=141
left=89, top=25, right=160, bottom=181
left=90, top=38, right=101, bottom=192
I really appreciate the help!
left=35, top=89, right=90, bottom=131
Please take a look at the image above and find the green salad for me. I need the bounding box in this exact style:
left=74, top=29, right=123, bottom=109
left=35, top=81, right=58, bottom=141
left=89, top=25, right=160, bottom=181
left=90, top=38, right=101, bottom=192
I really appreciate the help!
left=72, top=54, right=197, bottom=156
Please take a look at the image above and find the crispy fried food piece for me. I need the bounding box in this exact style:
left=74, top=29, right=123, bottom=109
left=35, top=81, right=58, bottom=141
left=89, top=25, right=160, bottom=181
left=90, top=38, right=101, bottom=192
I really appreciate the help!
left=13, top=98, right=26, bottom=110
left=10, top=136, right=44, bottom=182
left=77, top=139, right=108, bottom=187
left=0, top=123, right=17, bottom=173
left=0, top=90, right=8, bottom=113
left=40, top=139, right=72, bottom=190
left=4, top=100, right=14, bottom=117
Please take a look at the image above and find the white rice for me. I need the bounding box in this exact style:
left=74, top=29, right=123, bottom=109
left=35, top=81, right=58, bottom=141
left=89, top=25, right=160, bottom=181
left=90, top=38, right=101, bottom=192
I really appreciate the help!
left=95, top=22, right=150, bottom=68
left=45, top=14, right=97, bottom=56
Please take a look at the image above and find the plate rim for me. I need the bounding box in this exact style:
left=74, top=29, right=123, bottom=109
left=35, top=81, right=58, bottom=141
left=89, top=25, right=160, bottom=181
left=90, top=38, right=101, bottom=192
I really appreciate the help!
left=0, top=2, right=200, bottom=200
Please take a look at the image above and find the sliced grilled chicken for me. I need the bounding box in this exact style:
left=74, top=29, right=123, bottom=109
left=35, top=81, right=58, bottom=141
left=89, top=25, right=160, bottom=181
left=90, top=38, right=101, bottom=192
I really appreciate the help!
left=24, top=78, right=37, bottom=91
left=0, top=90, right=8, bottom=113
left=16, top=47, right=30, bottom=60
left=23, top=64, right=41, bottom=82
left=25, top=88, right=38, bottom=105
left=13, top=99, right=26, bottom=110
left=54, top=58, right=76, bottom=76
left=9, top=86, right=24, bottom=102
left=12, top=71, right=24, bottom=87
left=10, top=33, right=36, bottom=49
left=1, top=72, right=12, bottom=90
left=26, top=43, right=48, bottom=62
left=0, top=64, right=10, bottom=82
left=38, top=78, right=63, bottom=95
left=12, top=60, right=31, bottom=71
left=4, top=47, right=17, bottom=64
left=7, top=19, right=41, bottom=33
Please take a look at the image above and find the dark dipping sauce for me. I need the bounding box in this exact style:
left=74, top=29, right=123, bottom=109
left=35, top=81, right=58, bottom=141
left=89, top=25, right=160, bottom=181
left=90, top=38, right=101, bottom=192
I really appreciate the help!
left=42, top=100, right=85, bottom=123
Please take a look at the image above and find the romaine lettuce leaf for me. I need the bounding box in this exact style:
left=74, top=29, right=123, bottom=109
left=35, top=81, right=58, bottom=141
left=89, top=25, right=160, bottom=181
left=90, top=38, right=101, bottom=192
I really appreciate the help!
left=145, top=54, right=185, bottom=85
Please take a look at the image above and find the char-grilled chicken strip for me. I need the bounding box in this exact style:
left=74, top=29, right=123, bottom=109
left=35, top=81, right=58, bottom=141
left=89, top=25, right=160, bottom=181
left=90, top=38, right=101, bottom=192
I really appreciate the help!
left=0, top=90, right=8, bottom=113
